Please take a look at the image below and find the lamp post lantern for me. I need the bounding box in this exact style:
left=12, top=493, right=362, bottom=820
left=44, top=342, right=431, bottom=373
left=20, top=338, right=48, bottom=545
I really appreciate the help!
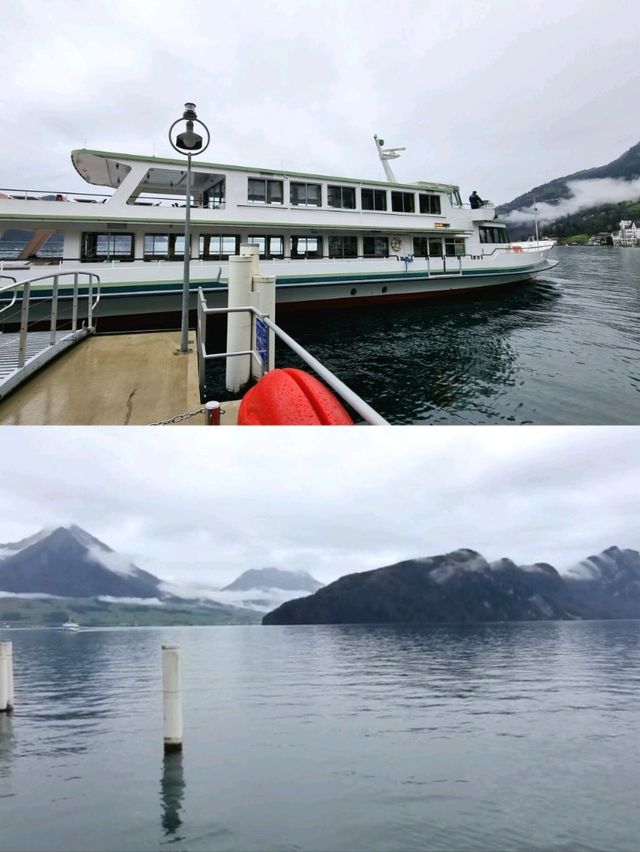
left=168, top=103, right=210, bottom=353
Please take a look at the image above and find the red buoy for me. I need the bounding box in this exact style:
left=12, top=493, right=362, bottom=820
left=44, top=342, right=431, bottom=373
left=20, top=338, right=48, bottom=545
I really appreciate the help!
left=238, top=368, right=354, bottom=425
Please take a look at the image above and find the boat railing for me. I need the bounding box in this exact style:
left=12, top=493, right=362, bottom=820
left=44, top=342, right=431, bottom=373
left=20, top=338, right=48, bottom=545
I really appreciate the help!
left=0, top=188, right=112, bottom=203
left=0, top=271, right=101, bottom=368
left=196, top=288, right=388, bottom=425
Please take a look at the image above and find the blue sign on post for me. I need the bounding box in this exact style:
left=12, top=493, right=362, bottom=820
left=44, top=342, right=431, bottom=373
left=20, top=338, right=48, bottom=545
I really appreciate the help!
left=255, top=317, right=269, bottom=371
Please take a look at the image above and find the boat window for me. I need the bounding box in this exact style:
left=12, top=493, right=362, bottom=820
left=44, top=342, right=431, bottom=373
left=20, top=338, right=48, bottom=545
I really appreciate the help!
left=291, top=236, right=323, bottom=259
left=419, top=194, right=441, bottom=215
left=361, top=188, right=387, bottom=211
left=247, top=235, right=285, bottom=260
left=144, top=234, right=169, bottom=259
left=169, top=235, right=185, bottom=259
left=427, top=237, right=443, bottom=257
left=290, top=182, right=322, bottom=207
left=203, top=179, right=226, bottom=209
left=0, top=230, right=63, bottom=261
left=413, top=237, right=429, bottom=257
left=328, top=235, right=358, bottom=258
left=479, top=226, right=509, bottom=243
left=391, top=192, right=415, bottom=213
left=81, top=232, right=133, bottom=261
left=327, top=185, right=356, bottom=209
left=200, top=235, right=240, bottom=259
left=363, top=236, right=389, bottom=257
left=248, top=178, right=283, bottom=204
left=445, top=237, right=466, bottom=257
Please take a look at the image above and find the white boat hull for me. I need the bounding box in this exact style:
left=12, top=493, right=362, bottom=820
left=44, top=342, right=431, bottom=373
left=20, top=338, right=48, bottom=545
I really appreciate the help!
left=1, top=253, right=557, bottom=328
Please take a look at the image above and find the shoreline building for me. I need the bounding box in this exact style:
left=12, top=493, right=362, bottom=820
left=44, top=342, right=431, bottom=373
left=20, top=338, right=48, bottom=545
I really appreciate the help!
left=612, top=220, right=640, bottom=246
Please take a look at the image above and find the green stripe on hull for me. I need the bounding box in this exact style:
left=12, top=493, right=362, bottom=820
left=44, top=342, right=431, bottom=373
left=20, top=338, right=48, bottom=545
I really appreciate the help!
left=4, top=263, right=543, bottom=301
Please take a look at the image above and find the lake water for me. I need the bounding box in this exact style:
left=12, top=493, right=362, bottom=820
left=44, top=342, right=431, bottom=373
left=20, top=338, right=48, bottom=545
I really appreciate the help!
left=1, top=621, right=639, bottom=851
left=255, top=247, right=640, bottom=424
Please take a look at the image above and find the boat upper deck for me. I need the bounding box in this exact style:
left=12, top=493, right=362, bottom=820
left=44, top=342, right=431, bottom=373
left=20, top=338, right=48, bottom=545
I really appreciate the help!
left=0, top=149, right=497, bottom=229
left=71, top=149, right=460, bottom=195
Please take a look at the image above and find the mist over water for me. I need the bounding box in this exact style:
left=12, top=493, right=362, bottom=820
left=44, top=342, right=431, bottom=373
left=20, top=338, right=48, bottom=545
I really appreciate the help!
left=1, top=622, right=639, bottom=851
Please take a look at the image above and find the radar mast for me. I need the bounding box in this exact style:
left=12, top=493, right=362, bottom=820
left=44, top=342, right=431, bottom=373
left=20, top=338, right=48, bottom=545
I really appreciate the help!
left=373, top=134, right=406, bottom=183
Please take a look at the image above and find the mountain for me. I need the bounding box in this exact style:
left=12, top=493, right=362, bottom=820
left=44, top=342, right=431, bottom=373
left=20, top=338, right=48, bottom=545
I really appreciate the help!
left=496, top=141, right=640, bottom=239
left=0, top=525, right=261, bottom=626
left=217, top=566, right=323, bottom=612
left=262, top=547, right=640, bottom=625
left=563, top=546, right=640, bottom=619
left=0, top=525, right=162, bottom=598
left=222, top=567, right=322, bottom=593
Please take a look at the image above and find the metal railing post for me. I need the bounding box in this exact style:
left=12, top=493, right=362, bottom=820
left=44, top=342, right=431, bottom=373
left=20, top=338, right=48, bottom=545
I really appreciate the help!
left=72, top=272, right=79, bottom=331
left=49, top=275, right=59, bottom=344
left=18, top=282, right=30, bottom=368
left=197, top=289, right=205, bottom=393
left=88, top=275, right=94, bottom=330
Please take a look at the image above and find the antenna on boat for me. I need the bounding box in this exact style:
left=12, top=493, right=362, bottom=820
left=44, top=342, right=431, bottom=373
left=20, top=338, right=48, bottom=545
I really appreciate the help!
left=533, top=198, right=540, bottom=244
left=374, top=134, right=405, bottom=183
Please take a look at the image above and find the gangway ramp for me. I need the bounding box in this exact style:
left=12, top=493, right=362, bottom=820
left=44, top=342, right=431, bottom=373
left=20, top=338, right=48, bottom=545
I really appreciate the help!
left=0, top=270, right=100, bottom=401
left=0, top=328, right=92, bottom=400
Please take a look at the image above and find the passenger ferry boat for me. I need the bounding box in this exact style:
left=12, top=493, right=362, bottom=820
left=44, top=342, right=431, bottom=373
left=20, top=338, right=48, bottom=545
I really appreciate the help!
left=0, top=137, right=556, bottom=327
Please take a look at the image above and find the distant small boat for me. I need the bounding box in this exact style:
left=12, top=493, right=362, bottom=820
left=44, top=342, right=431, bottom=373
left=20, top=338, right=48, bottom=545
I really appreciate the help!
left=61, top=620, right=80, bottom=631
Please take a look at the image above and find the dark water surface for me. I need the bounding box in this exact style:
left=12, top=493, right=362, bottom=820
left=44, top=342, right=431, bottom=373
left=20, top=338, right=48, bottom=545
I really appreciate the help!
left=265, top=247, right=640, bottom=424
left=1, top=621, right=640, bottom=851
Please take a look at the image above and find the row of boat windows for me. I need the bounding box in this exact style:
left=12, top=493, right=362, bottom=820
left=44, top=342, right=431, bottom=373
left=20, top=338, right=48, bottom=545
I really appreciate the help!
left=479, top=227, right=510, bottom=243
left=247, top=178, right=442, bottom=214
left=81, top=233, right=468, bottom=260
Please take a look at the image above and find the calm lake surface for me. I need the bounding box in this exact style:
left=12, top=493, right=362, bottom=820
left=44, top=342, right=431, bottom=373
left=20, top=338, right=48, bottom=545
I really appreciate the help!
left=248, top=247, right=639, bottom=424
left=1, top=621, right=640, bottom=851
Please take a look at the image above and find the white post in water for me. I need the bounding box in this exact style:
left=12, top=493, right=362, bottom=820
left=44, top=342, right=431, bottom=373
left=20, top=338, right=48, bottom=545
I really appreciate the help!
left=251, top=274, right=276, bottom=380
left=0, top=641, right=13, bottom=713
left=162, top=645, right=183, bottom=752
left=225, top=255, right=254, bottom=394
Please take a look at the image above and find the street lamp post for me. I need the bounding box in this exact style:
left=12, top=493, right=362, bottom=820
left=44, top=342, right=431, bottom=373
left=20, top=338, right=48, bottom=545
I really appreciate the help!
left=168, top=103, right=210, bottom=353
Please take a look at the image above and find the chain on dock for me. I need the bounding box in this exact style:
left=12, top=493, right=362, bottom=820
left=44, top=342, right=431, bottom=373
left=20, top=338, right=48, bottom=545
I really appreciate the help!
left=149, top=407, right=204, bottom=425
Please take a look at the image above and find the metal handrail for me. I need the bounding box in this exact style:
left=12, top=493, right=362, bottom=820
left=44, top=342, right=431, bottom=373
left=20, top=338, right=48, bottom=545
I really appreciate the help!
left=196, top=289, right=388, bottom=425
left=0, top=271, right=101, bottom=368
left=0, top=275, right=18, bottom=316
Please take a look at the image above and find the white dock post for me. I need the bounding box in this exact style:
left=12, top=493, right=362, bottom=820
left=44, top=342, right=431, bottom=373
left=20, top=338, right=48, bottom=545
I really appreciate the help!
left=251, top=274, right=276, bottom=379
left=0, top=641, right=13, bottom=713
left=162, top=644, right=183, bottom=752
left=239, top=243, right=260, bottom=277
left=225, top=255, right=254, bottom=394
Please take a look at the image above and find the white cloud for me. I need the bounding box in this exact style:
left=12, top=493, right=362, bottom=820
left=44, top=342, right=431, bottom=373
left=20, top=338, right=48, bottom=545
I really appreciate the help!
left=0, top=1, right=639, bottom=202
left=96, top=596, right=164, bottom=606
left=505, top=177, right=640, bottom=224
left=0, top=427, right=637, bottom=588
left=84, top=544, right=138, bottom=576
left=0, top=591, right=64, bottom=600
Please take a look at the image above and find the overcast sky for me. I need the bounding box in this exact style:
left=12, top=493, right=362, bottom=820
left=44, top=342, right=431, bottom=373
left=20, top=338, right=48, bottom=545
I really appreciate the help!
left=0, top=427, right=637, bottom=589
left=1, top=0, right=638, bottom=204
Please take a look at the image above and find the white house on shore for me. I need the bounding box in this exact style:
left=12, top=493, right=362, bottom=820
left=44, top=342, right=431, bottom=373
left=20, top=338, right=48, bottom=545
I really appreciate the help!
left=612, top=220, right=640, bottom=246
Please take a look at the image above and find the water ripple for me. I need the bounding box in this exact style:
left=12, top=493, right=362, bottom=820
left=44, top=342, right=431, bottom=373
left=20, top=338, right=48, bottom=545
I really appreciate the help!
left=1, top=622, right=640, bottom=851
